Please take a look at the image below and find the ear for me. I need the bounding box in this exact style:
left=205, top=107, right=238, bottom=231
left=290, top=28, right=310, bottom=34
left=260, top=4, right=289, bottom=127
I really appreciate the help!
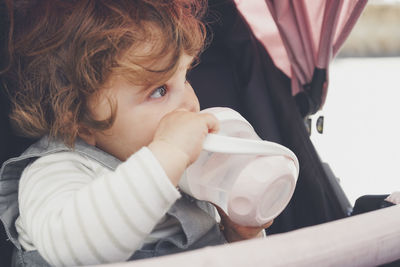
left=77, top=126, right=96, bottom=146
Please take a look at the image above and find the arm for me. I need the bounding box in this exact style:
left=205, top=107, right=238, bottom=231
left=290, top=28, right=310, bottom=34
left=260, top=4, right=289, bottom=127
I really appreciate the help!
left=214, top=205, right=272, bottom=242
left=148, top=110, right=270, bottom=243
left=18, top=148, right=180, bottom=266
left=19, top=109, right=219, bottom=266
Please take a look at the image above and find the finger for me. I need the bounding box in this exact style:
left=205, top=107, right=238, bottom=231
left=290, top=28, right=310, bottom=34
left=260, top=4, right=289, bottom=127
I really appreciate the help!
left=262, top=220, right=273, bottom=229
left=201, top=113, right=220, bottom=133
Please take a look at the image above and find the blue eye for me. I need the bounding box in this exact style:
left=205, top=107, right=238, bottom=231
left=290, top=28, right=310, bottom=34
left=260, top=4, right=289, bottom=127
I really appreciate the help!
left=150, top=85, right=167, bottom=99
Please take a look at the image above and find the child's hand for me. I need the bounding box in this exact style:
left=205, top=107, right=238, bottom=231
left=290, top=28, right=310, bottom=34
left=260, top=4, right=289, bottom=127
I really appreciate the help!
left=214, top=205, right=273, bottom=242
left=148, top=109, right=219, bottom=185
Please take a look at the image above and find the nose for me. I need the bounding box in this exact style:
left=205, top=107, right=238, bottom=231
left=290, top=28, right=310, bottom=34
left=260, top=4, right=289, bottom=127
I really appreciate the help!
left=181, top=82, right=200, bottom=113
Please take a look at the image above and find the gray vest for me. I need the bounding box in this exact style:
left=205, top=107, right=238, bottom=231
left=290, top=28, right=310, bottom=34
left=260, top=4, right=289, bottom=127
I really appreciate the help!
left=0, top=137, right=226, bottom=266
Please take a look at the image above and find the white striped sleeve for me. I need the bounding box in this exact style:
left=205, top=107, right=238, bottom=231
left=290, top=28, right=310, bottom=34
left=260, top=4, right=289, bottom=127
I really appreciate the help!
left=17, top=147, right=181, bottom=266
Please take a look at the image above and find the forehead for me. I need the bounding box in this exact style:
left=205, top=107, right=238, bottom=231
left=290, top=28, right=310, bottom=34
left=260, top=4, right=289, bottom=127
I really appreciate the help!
left=114, top=44, right=192, bottom=86
left=104, top=53, right=194, bottom=93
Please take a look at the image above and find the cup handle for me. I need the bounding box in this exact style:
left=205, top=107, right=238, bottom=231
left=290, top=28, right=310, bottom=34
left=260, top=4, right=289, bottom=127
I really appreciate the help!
left=202, top=134, right=299, bottom=175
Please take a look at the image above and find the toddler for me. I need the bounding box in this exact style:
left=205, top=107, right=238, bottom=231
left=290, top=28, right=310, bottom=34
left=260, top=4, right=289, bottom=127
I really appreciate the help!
left=0, top=0, right=270, bottom=266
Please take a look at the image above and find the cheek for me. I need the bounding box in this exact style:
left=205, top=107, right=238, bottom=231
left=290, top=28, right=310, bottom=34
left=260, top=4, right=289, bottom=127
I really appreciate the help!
left=187, top=85, right=200, bottom=112
left=128, top=110, right=165, bottom=146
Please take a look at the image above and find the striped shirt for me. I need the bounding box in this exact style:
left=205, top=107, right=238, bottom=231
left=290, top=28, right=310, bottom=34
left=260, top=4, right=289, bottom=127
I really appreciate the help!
left=15, top=147, right=181, bottom=266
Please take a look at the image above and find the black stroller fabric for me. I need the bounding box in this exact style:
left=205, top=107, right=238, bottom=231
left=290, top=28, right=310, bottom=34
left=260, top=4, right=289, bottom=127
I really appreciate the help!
left=188, top=0, right=348, bottom=234
left=0, top=0, right=350, bottom=265
left=0, top=2, right=34, bottom=171
left=352, top=195, right=395, bottom=216
left=0, top=2, right=35, bottom=264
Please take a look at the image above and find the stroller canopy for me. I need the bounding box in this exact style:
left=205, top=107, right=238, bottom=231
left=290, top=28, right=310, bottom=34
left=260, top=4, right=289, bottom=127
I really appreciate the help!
left=235, top=0, right=367, bottom=116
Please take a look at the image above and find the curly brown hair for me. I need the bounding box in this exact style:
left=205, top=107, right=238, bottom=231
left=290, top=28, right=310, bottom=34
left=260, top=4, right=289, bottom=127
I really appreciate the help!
left=2, top=0, right=207, bottom=146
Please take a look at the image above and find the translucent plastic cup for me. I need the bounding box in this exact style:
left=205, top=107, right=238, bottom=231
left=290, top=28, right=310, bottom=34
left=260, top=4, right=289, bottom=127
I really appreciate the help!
left=178, top=107, right=299, bottom=227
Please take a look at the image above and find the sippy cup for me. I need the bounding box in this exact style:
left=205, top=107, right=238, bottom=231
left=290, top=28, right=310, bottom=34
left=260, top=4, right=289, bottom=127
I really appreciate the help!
left=178, top=107, right=299, bottom=227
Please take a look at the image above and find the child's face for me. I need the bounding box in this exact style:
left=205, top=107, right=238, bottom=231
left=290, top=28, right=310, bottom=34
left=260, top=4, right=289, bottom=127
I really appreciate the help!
left=83, top=54, right=200, bottom=161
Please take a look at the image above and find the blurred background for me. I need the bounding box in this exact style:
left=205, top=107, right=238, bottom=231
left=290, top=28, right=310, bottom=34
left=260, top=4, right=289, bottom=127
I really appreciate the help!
left=310, top=0, right=400, bottom=205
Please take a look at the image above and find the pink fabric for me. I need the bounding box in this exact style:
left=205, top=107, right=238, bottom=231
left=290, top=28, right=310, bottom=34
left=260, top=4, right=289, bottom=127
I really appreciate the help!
left=233, top=0, right=290, bottom=78
left=234, top=0, right=367, bottom=105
